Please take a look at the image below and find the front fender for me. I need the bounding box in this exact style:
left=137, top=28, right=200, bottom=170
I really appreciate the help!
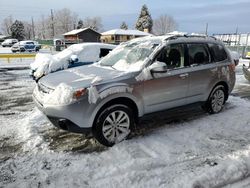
left=87, top=88, right=143, bottom=128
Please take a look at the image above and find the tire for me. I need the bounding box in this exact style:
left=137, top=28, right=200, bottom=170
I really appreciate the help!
left=93, top=104, right=134, bottom=147
left=203, top=85, right=226, bottom=114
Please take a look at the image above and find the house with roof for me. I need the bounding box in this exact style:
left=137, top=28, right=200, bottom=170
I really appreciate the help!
left=63, top=27, right=101, bottom=44
left=101, top=29, right=152, bottom=44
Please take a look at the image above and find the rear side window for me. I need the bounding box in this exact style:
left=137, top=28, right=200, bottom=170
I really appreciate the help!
left=187, top=44, right=209, bottom=66
left=208, top=43, right=227, bottom=62
left=100, top=48, right=112, bottom=58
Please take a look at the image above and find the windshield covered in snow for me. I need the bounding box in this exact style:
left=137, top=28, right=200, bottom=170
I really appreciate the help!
left=99, top=40, right=160, bottom=71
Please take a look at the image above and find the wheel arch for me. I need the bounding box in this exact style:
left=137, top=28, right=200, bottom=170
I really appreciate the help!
left=208, top=81, right=229, bottom=102
left=91, top=96, right=141, bottom=129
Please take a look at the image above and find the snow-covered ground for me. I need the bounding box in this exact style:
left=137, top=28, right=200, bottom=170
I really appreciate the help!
left=0, top=61, right=250, bottom=187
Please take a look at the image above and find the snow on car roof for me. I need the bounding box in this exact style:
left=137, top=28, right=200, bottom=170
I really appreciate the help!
left=67, top=42, right=116, bottom=49
left=101, top=29, right=153, bottom=36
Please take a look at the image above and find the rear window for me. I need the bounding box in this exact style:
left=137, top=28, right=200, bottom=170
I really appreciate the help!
left=208, top=43, right=227, bottom=62
left=187, top=43, right=209, bottom=65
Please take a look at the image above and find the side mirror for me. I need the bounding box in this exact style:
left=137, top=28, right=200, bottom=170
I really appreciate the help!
left=149, top=61, right=167, bottom=73
left=69, top=54, right=79, bottom=64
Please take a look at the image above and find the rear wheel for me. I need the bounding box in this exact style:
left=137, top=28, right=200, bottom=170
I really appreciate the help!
left=203, top=85, right=226, bottom=114
left=93, top=104, right=134, bottom=147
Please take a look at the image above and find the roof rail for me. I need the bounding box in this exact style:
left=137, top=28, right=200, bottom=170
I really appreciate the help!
left=165, top=34, right=217, bottom=41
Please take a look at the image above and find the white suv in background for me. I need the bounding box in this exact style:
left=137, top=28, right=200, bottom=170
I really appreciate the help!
left=1, top=39, right=18, bottom=47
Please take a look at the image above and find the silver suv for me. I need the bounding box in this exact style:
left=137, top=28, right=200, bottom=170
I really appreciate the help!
left=33, top=34, right=236, bottom=146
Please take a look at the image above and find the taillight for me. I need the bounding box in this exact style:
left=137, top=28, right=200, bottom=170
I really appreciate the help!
left=229, top=63, right=235, bottom=72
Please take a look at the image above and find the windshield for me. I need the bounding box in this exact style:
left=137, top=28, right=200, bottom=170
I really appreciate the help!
left=99, top=40, right=159, bottom=72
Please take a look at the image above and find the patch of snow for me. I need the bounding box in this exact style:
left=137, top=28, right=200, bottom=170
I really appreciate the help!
left=192, top=158, right=250, bottom=188
left=87, top=85, right=99, bottom=104
left=44, top=83, right=75, bottom=105
left=135, top=66, right=152, bottom=81
left=17, top=108, right=50, bottom=152
left=167, top=31, right=188, bottom=36
left=136, top=61, right=166, bottom=81
left=230, top=50, right=240, bottom=60
left=91, top=76, right=103, bottom=84
left=101, top=29, right=152, bottom=36
left=34, top=83, right=75, bottom=106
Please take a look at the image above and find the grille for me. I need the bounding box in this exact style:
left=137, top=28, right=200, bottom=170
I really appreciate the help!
left=38, top=83, right=54, bottom=94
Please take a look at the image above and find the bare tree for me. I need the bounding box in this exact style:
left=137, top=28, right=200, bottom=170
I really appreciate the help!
left=83, top=17, right=103, bottom=32
left=54, top=8, right=78, bottom=35
left=1, top=15, right=13, bottom=35
left=23, top=21, right=33, bottom=39
left=35, top=15, right=51, bottom=39
left=153, top=15, right=178, bottom=35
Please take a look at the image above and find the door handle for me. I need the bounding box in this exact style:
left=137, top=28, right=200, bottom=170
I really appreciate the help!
left=179, top=73, right=189, bottom=79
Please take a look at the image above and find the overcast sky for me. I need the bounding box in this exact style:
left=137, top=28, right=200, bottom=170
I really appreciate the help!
left=0, top=0, right=249, bottom=34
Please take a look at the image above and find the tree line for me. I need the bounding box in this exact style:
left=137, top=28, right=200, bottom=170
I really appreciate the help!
left=0, top=5, right=178, bottom=41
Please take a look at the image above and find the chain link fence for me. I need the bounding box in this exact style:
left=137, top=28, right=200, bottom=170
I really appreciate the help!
left=213, top=33, right=250, bottom=58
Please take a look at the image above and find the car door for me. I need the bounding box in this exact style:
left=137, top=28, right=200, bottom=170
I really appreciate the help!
left=185, top=43, right=216, bottom=103
left=142, top=43, right=189, bottom=114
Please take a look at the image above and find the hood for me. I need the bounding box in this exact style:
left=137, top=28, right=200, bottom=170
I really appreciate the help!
left=39, top=64, right=131, bottom=89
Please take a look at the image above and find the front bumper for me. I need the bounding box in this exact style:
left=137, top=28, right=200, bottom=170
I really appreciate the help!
left=47, top=116, right=92, bottom=134
left=33, top=89, right=95, bottom=130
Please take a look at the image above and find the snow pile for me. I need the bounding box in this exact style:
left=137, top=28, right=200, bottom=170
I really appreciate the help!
left=230, top=50, right=240, bottom=61
left=34, top=83, right=75, bottom=106
left=43, top=83, right=75, bottom=105
left=17, top=109, right=50, bottom=152
left=192, top=158, right=250, bottom=188
left=2, top=96, right=250, bottom=187
left=88, top=85, right=133, bottom=104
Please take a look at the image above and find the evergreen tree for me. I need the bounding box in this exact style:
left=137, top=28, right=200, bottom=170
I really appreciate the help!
left=120, top=21, right=128, bottom=30
left=135, top=4, right=153, bottom=33
left=77, top=19, right=83, bottom=29
left=10, top=20, right=25, bottom=40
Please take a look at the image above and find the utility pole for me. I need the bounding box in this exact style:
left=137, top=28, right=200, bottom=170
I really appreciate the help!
left=235, top=26, right=238, bottom=46
left=205, top=23, right=208, bottom=36
left=51, top=9, right=55, bottom=38
left=31, top=17, right=35, bottom=40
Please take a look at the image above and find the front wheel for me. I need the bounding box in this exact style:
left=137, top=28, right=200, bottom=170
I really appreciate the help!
left=93, top=104, right=134, bottom=147
left=203, top=85, right=226, bottom=114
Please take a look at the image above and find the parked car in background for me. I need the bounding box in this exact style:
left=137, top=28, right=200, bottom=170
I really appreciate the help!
left=1, top=38, right=18, bottom=47
left=33, top=41, right=42, bottom=50
left=11, top=40, right=41, bottom=53
left=30, top=43, right=116, bottom=81
left=33, top=34, right=236, bottom=146
left=246, top=51, right=250, bottom=59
